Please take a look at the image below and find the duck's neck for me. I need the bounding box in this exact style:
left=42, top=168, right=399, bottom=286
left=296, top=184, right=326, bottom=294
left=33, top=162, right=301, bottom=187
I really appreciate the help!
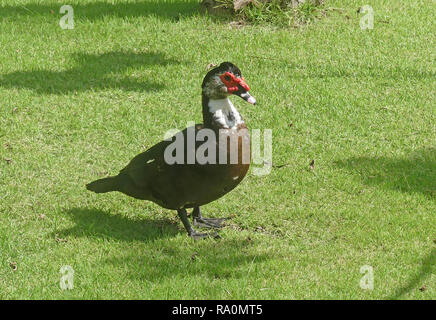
left=202, top=94, right=244, bottom=130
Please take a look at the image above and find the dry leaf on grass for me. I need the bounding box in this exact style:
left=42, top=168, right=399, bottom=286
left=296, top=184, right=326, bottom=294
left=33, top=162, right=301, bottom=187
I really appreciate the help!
left=309, top=159, right=315, bottom=170
left=206, top=63, right=217, bottom=70
left=55, top=235, right=68, bottom=243
left=10, top=262, right=17, bottom=271
left=273, top=163, right=290, bottom=169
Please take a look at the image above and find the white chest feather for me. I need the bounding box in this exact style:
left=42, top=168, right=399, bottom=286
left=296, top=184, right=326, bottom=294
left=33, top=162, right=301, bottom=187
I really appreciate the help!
left=208, top=98, right=244, bottom=129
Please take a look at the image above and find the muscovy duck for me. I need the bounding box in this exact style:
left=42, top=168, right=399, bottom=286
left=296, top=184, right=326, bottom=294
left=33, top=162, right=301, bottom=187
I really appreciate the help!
left=86, top=62, right=256, bottom=239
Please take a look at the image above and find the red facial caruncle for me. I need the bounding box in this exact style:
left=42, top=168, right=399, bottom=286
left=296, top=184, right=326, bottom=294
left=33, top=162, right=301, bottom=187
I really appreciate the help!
left=219, top=72, right=250, bottom=93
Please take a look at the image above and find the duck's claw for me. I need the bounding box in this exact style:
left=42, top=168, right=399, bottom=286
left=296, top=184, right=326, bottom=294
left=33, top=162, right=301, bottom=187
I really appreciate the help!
left=193, top=217, right=226, bottom=229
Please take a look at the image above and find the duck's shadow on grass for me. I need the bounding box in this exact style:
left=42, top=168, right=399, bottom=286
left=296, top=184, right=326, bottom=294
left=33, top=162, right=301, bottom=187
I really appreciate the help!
left=56, top=207, right=180, bottom=242
left=0, top=51, right=181, bottom=94
left=0, top=0, right=200, bottom=21
left=387, top=248, right=435, bottom=299
left=335, top=148, right=436, bottom=197
left=336, top=149, right=435, bottom=298
left=105, top=239, right=268, bottom=282
left=57, top=207, right=268, bottom=281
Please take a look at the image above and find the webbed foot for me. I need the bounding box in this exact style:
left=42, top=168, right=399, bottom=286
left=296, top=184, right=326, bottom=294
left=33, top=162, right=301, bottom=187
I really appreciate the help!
left=178, top=208, right=221, bottom=240
left=193, top=217, right=226, bottom=229
left=192, top=206, right=227, bottom=229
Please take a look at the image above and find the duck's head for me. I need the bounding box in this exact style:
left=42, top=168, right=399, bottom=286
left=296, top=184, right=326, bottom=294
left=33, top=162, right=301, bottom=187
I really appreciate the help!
left=202, top=62, right=256, bottom=105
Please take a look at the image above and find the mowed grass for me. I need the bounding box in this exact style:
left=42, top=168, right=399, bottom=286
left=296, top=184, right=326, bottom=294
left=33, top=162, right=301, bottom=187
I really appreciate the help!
left=0, top=0, right=435, bottom=299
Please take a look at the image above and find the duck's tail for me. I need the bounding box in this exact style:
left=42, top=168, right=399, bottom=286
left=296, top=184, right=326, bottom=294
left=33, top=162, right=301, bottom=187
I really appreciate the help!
left=86, top=176, right=119, bottom=193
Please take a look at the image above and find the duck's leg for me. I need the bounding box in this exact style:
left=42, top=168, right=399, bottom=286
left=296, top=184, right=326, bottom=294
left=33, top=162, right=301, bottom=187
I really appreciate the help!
left=192, top=206, right=226, bottom=229
left=177, top=208, right=219, bottom=239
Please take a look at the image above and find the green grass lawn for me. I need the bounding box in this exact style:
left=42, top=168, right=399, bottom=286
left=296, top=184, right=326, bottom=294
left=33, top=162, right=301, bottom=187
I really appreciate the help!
left=0, top=0, right=435, bottom=299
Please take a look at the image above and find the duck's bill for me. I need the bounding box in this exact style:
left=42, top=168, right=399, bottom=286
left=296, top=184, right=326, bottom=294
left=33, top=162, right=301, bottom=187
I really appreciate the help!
left=235, top=91, right=257, bottom=105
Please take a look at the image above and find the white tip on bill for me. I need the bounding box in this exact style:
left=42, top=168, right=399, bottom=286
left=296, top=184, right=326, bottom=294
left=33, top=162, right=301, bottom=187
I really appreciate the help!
left=247, top=96, right=257, bottom=105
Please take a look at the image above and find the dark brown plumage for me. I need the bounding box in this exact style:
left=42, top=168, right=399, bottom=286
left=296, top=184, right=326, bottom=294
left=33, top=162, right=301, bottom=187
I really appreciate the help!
left=86, top=62, right=256, bottom=239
